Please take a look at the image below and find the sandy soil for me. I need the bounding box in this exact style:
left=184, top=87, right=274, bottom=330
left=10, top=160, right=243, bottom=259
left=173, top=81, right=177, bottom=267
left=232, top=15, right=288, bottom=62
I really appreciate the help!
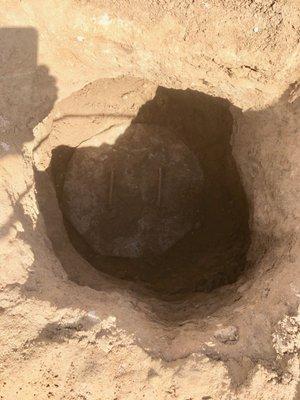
left=0, top=1, right=299, bottom=399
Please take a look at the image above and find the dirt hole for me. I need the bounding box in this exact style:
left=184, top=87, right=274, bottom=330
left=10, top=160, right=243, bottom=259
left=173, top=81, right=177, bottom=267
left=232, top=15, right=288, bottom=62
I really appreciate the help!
left=35, top=82, right=250, bottom=298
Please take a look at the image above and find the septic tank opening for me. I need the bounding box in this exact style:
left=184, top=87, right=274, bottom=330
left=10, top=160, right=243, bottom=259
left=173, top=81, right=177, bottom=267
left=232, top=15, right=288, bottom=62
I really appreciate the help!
left=43, top=85, right=251, bottom=296
left=62, top=122, right=204, bottom=258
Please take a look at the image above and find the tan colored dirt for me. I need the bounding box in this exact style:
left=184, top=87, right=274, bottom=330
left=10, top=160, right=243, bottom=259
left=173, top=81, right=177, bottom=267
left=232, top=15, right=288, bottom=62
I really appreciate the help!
left=0, top=1, right=299, bottom=400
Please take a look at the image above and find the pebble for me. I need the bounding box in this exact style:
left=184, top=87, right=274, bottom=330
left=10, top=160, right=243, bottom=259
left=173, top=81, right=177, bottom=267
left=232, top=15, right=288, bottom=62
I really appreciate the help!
left=214, top=325, right=239, bottom=343
left=0, top=142, right=10, bottom=151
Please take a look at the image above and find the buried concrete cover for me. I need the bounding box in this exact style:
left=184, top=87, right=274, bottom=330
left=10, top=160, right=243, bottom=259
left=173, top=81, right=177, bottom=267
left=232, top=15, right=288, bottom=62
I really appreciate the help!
left=62, top=123, right=204, bottom=257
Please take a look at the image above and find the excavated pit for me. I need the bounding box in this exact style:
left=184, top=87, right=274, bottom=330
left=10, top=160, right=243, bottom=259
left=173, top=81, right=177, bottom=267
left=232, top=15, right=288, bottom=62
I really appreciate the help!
left=31, top=77, right=299, bottom=374
left=0, top=11, right=299, bottom=396
left=36, top=82, right=250, bottom=298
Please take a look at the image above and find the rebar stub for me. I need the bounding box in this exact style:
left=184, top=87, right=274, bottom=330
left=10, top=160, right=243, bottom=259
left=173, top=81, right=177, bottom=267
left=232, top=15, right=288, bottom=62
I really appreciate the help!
left=62, top=123, right=204, bottom=258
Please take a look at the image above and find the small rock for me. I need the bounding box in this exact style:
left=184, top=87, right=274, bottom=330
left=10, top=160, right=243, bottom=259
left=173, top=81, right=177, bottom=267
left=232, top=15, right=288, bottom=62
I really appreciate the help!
left=98, top=13, right=112, bottom=26
left=87, top=310, right=98, bottom=320
left=0, top=115, right=10, bottom=130
left=214, top=326, right=239, bottom=344
left=0, top=142, right=10, bottom=151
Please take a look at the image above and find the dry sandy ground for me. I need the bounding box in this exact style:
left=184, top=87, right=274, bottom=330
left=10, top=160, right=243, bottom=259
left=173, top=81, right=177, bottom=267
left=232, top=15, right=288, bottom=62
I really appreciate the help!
left=0, top=1, right=299, bottom=399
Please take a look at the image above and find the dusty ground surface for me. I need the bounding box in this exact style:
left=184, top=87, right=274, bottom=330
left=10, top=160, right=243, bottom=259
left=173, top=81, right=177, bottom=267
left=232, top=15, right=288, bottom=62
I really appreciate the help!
left=0, top=1, right=300, bottom=400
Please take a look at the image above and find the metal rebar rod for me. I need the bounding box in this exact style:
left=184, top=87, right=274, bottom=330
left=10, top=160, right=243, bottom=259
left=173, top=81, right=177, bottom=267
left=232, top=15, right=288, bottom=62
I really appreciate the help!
left=108, top=167, right=114, bottom=207
left=157, top=167, right=162, bottom=207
